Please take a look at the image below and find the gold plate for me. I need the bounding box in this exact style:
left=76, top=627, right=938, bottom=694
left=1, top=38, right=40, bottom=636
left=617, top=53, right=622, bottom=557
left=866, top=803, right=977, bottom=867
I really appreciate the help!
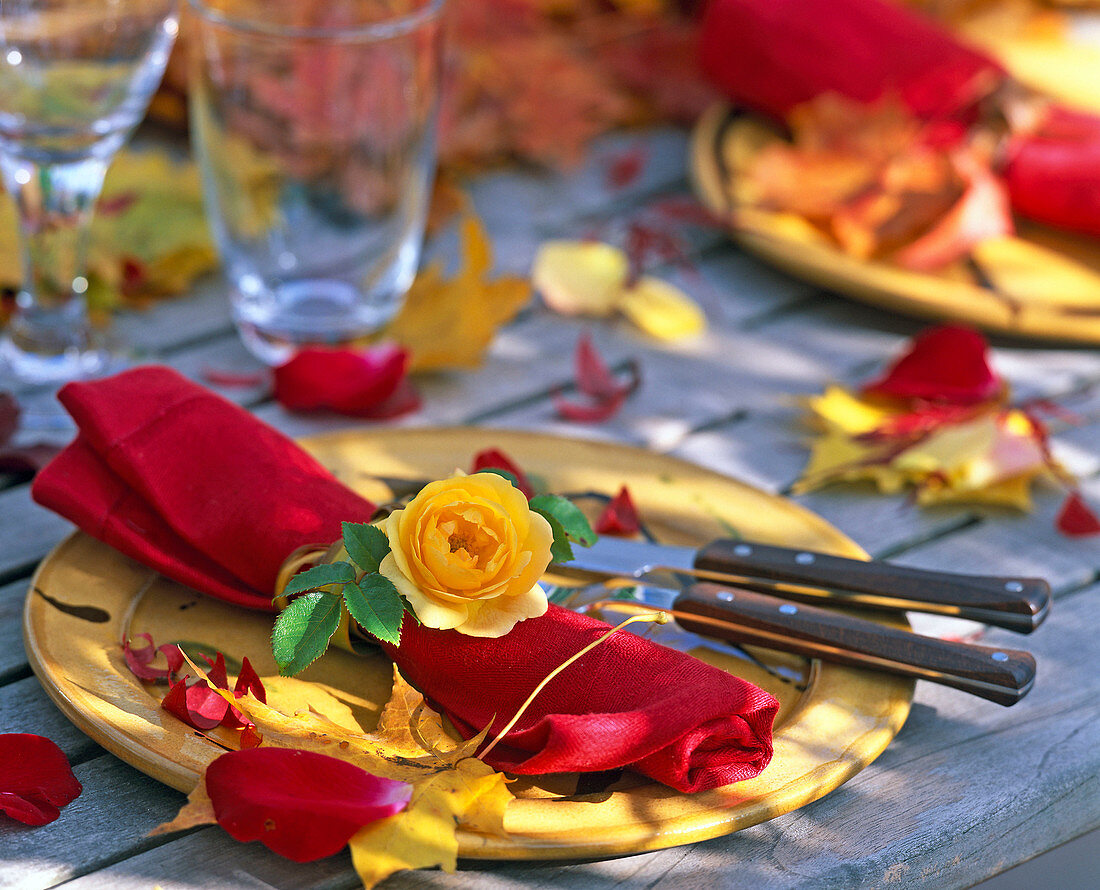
left=24, top=427, right=912, bottom=860
left=690, top=103, right=1100, bottom=344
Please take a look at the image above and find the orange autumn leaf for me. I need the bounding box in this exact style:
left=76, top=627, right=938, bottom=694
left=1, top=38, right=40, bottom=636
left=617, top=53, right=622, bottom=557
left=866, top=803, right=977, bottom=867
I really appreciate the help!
left=742, top=94, right=986, bottom=263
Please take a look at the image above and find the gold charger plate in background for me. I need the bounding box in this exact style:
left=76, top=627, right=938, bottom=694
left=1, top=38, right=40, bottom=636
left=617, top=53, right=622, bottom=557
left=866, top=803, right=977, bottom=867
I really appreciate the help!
left=690, top=103, right=1100, bottom=344
left=24, top=428, right=913, bottom=860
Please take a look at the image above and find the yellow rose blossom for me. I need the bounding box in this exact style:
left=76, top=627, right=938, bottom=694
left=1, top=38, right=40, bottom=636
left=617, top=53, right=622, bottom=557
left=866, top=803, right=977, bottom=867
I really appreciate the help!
left=378, top=472, right=554, bottom=638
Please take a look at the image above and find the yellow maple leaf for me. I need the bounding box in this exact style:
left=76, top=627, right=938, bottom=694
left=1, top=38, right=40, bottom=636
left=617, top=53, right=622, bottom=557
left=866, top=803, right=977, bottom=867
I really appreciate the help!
left=385, top=212, right=531, bottom=371
left=156, top=661, right=512, bottom=889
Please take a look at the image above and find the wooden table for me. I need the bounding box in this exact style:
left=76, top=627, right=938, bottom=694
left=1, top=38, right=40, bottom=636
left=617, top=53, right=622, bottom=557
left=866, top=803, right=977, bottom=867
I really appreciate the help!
left=2, top=127, right=1098, bottom=889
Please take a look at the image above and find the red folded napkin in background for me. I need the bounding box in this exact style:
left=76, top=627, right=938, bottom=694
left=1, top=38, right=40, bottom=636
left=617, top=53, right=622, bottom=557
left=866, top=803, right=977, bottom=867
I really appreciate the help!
left=699, top=0, right=1100, bottom=237
left=33, top=366, right=778, bottom=793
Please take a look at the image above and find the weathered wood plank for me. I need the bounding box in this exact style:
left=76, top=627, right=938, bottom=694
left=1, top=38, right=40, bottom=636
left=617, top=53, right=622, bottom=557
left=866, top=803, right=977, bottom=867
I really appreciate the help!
left=0, top=578, right=31, bottom=681
left=0, top=675, right=103, bottom=765
left=0, top=486, right=74, bottom=580
left=0, top=755, right=186, bottom=890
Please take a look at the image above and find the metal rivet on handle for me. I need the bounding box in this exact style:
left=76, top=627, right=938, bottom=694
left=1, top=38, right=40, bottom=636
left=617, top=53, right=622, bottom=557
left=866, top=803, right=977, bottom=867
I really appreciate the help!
left=1005, top=581, right=1024, bottom=593
left=717, top=591, right=735, bottom=602
left=991, top=652, right=1009, bottom=662
left=795, top=552, right=815, bottom=565
left=779, top=604, right=799, bottom=615
left=733, top=544, right=752, bottom=557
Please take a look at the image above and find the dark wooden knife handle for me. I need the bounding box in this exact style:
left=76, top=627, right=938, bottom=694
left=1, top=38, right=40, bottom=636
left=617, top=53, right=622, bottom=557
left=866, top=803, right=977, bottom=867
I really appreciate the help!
left=673, top=583, right=1036, bottom=706
left=694, top=539, right=1051, bottom=633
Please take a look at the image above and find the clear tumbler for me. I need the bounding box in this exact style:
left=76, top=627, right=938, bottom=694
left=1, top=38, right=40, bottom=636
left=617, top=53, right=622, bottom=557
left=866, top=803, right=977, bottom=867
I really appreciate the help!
left=186, top=0, right=443, bottom=364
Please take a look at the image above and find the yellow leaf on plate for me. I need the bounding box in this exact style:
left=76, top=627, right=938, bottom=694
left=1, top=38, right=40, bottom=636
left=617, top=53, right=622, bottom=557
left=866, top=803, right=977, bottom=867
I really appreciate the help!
left=618, top=275, right=706, bottom=340
left=531, top=240, right=629, bottom=316
left=162, top=662, right=514, bottom=889
left=971, top=235, right=1100, bottom=308
left=387, top=212, right=531, bottom=371
left=349, top=757, right=511, bottom=888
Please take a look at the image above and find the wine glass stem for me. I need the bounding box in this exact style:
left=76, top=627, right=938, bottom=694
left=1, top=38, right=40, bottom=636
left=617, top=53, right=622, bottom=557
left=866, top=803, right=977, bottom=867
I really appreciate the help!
left=0, top=155, right=107, bottom=354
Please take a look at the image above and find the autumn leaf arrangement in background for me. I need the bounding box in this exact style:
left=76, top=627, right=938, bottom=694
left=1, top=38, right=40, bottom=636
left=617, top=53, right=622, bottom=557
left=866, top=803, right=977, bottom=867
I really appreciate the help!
left=699, top=0, right=1100, bottom=308
left=795, top=324, right=1100, bottom=536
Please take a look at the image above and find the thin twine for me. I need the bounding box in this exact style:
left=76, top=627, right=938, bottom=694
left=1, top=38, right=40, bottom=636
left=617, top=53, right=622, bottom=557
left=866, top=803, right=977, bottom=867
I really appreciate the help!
left=477, top=611, right=668, bottom=762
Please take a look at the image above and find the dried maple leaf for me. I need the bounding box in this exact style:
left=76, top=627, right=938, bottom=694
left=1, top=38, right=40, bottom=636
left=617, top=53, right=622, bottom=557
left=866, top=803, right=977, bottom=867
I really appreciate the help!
left=156, top=663, right=512, bottom=889
left=385, top=212, right=530, bottom=372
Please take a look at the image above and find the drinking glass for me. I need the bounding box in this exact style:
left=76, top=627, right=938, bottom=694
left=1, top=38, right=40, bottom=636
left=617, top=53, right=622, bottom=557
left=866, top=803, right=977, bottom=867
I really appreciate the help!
left=187, top=0, right=444, bottom=365
left=0, top=0, right=180, bottom=383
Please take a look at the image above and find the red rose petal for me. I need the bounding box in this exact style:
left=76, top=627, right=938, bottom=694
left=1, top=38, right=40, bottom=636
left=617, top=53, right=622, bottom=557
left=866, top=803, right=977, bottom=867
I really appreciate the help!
left=123, top=634, right=184, bottom=682
left=0, top=734, right=82, bottom=826
left=605, top=146, right=647, bottom=191
left=471, top=448, right=535, bottom=499
left=1056, top=492, right=1100, bottom=537
left=233, top=656, right=266, bottom=703
left=595, top=485, right=642, bottom=536
left=203, top=652, right=230, bottom=690
left=162, top=676, right=230, bottom=731
left=862, top=326, right=1001, bottom=405
left=0, top=391, right=19, bottom=447
left=273, top=345, right=420, bottom=418
left=205, top=748, right=412, bottom=862
left=554, top=335, right=641, bottom=422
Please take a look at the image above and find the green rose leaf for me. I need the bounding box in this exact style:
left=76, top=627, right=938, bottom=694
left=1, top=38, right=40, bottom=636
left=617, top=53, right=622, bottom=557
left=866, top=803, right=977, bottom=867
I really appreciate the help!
left=271, top=591, right=344, bottom=677
left=342, top=521, right=390, bottom=574
left=536, top=510, right=575, bottom=564
left=344, top=574, right=406, bottom=646
left=279, top=562, right=357, bottom=600
left=530, top=494, right=597, bottom=548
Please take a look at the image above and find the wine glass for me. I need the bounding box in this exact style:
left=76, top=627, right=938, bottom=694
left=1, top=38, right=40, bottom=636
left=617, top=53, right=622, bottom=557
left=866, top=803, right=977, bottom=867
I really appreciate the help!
left=0, top=0, right=179, bottom=384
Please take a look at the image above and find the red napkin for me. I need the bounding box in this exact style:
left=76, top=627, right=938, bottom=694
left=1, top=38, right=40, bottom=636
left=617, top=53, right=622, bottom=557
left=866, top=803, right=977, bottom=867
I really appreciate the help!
left=33, top=366, right=778, bottom=793
left=699, top=0, right=1100, bottom=237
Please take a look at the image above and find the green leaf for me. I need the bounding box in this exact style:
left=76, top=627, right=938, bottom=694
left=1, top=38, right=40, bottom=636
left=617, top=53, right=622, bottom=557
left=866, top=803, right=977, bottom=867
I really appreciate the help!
left=271, top=592, right=344, bottom=677
left=343, top=574, right=406, bottom=646
left=530, top=494, right=597, bottom=547
left=280, top=562, right=356, bottom=600
left=342, top=521, right=390, bottom=573
left=537, top=511, right=575, bottom=564
left=475, top=467, right=522, bottom=489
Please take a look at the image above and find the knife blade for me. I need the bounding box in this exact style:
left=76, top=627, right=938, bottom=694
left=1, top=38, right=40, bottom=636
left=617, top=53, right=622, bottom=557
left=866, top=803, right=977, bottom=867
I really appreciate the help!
left=561, top=536, right=1050, bottom=633
left=569, top=582, right=1036, bottom=706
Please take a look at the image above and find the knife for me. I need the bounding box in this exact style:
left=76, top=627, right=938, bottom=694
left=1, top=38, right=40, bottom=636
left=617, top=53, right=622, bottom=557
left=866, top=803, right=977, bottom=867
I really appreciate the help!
left=561, top=536, right=1051, bottom=633
left=568, top=582, right=1036, bottom=706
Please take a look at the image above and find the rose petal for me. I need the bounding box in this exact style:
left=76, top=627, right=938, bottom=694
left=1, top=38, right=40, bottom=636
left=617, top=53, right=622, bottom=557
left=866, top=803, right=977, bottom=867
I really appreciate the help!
left=595, top=486, right=641, bottom=536
left=0, top=392, right=20, bottom=448
left=0, top=734, right=82, bottom=826
left=162, top=676, right=230, bottom=730
left=203, top=652, right=230, bottom=690
left=205, top=748, right=412, bottom=862
left=554, top=335, right=641, bottom=422
left=862, top=326, right=1001, bottom=405
left=273, top=345, right=420, bottom=418
left=470, top=448, right=534, bottom=499
left=1056, top=492, right=1100, bottom=537
left=233, top=656, right=266, bottom=703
